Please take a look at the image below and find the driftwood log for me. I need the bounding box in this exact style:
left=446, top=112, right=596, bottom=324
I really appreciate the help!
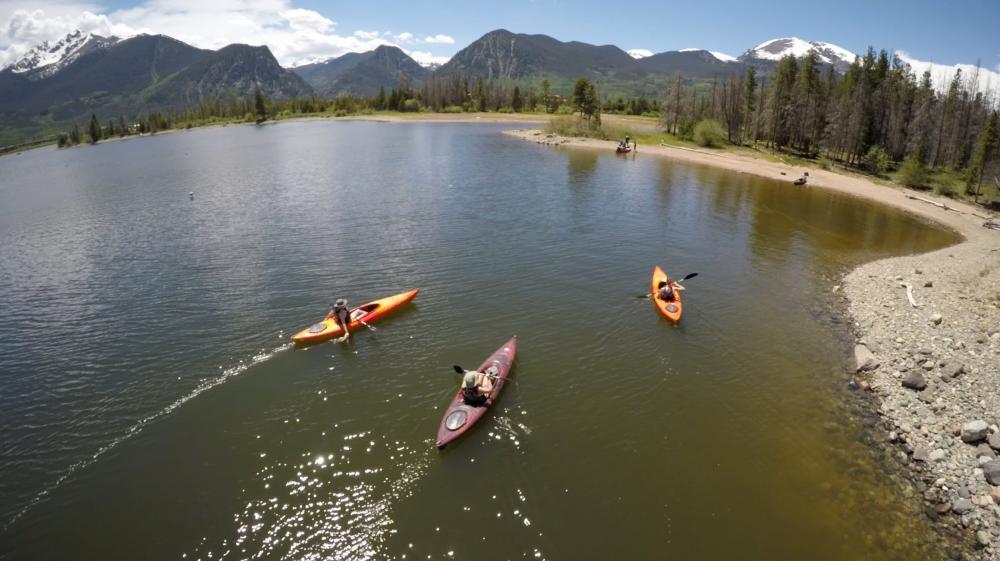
left=903, top=193, right=961, bottom=213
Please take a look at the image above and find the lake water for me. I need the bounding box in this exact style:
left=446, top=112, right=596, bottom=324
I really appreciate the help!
left=0, top=121, right=959, bottom=560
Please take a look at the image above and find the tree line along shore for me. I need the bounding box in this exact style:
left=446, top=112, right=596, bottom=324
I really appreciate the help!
left=36, top=47, right=999, bottom=209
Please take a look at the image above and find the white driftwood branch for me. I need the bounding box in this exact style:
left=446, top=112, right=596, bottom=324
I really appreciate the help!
left=903, top=193, right=960, bottom=213
left=899, top=282, right=919, bottom=308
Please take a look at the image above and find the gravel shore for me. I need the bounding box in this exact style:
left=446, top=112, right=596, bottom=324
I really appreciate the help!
left=507, top=128, right=1000, bottom=558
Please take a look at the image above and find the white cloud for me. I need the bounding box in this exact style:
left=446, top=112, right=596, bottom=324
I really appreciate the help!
left=0, top=2, right=456, bottom=68
left=627, top=48, right=652, bottom=59
left=896, top=50, right=1000, bottom=97
left=0, top=7, right=136, bottom=67
left=281, top=8, right=333, bottom=32
left=406, top=49, right=448, bottom=67
left=423, top=34, right=453, bottom=44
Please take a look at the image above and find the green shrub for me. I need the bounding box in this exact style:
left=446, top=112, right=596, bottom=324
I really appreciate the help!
left=543, top=116, right=608, bottom=139
left=863, top=145, right=891, bottom=176
left=692, top=119, right=726, bottom=147
left=898, top=154, right=929, bottom=188
left=817, top=156, right=832, bottom=170
left=676, top=118, right=696, bottom=141
left=555, top=105, right=575, bottom=115
left=441, top=105, right=464, bottom=113
left=333, top=109, right=348, bottom=117
left=400, top=99, right=421, bottom=112
left=934, top=181, right=956, bottom=198
left=497, top=106, right=514, bottom=113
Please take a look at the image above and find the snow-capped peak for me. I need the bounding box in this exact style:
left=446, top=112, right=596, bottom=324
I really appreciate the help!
left=6, top=30, right=118, bottom=79
left=679, top=48, right=737, bottom=63
left=709, top=51, right=737, bottom=63
left=628, top=49, right=653, bottom=59
left=744, top=37, right=856, bottom=67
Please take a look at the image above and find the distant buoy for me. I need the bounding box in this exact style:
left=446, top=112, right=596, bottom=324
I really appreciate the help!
left=189, top=192, right=194, bottom=200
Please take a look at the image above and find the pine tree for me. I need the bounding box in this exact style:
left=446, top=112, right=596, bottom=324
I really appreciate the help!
left=965, top=111, right=999, bottom=199
left=69, top=122, right=82, bottom=145
left=118, top=115, right=128, bottom=137
left=511, top=86, right=523, bottom=112
left=254, top=87, right=268, bottom=123
left=742, top=67, right=757, bottom=145
left=766, top=55, right=797, bottom=149
left=474, top=78, right=486, bottom=112
left=88, top=113, right=102, bottom=144
left=540, top=79, right=551, bottom=112
left=662, top=71, right=684, bottom=134
left=375, top=86, right=386, bottom=110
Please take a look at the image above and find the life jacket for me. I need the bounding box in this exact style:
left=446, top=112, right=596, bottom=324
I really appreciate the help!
left=463, top=386, right=487, bottom=406
left=334, top=306, right=350, bottom=325
left=658, top=284, right=675, bottom=301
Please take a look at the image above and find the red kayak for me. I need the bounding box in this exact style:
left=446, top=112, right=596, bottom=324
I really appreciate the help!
left=435, top=336, right=517, bottom=449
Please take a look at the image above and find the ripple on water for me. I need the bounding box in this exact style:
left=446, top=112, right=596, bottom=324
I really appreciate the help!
left=183, top=429, right=430, bottom=561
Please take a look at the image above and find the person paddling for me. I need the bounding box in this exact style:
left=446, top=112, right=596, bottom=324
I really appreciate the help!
left=656, top=278, right=683, bottom=302
left=327, top=299, right=351, bottom=342
left=461, top=366, right=497, bottom=406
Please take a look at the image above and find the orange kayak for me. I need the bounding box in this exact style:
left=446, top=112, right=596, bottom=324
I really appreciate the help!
left=651, top=266, right=683, bottom=324
left=291, top=289, right=418, bottom=344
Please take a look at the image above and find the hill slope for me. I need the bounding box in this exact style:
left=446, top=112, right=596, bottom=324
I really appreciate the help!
left=0, top=34, right=311, bottom=144
left=437, top=29, right=634, bottom=81
left=292, top=45, right=428, bottom=96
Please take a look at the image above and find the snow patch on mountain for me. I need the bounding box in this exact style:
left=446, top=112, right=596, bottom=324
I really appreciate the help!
left=679, top=48, right=736, bottom=63
left=7, top=30, right=118, bottom=79
left=709, top=51, right=737, bottom=62
left=628, top=49, right=653, bottom=59
left=896, top=51, right=1000, bottom=96
left=745, top=37, right=856, bottom=66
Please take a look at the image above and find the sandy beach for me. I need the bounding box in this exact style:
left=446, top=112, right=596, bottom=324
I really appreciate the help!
left=506, top=127, right=1000, bottom=557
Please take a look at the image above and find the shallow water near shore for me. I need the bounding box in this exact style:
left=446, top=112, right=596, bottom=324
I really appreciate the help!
left=0, top=121, right=959, bottom=560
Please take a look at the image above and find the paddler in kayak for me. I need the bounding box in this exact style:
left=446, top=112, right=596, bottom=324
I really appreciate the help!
left=656, top=278, right=683, bottom=302
left=327, top=299, right=351, bottom=342
left=461, top=366, right=497, bottom=406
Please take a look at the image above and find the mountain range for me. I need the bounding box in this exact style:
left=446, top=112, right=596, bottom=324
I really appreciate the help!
left=1, top=28, right=864, bottom=145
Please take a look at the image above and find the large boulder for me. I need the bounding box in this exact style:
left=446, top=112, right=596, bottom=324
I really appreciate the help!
left=902, top=372, right=927, bottom=391
left=962, top=420, right=989, bottom=443
left=984, top=461, right=1000, bottom=485
left=853, top=344, right=879, bottom=372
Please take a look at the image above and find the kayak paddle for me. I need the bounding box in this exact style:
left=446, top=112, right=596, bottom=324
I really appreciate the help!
left=637, top=272, right=698, bottom=298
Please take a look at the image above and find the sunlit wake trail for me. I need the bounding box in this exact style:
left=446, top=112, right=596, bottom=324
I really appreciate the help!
left=185, top=435, right=433, bottom=561
left=2, top=343, right=294, bottom=532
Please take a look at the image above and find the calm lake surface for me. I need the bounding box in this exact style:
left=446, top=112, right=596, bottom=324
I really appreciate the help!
left=0, top=121, right=959, bottom=560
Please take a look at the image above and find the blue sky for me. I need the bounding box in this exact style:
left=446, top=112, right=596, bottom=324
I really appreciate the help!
left=295, top=0, right=1000, bottom=66
left=2, top=0, right=998, bottom=71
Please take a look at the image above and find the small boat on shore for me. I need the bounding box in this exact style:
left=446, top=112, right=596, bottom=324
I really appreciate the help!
left=291, top=288, right=418, bottom=344
left=616, top=146, right=632, bottom=154
left=435, top=336, right=517, bottom=449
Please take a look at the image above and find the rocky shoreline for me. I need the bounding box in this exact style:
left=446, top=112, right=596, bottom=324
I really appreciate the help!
left=846, top=212, right=1000, bottom=557
left=506, top=128, right=1000, bottom=558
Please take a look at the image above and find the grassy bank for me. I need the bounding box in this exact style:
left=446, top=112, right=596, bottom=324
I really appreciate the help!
left=542, top=115, right=1000, bottom=209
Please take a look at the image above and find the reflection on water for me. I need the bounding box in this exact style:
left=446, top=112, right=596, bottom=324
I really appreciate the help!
left=0, top=122, right=959, bottom=561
